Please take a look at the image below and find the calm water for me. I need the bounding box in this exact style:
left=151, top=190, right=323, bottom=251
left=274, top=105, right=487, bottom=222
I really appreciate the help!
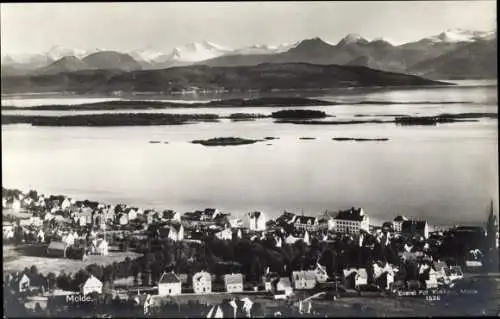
left=1, top=81, right=498, bottom=226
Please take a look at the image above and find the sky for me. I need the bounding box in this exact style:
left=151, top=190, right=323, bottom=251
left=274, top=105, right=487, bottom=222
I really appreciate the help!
left=1, top=1, right=496, bottom=55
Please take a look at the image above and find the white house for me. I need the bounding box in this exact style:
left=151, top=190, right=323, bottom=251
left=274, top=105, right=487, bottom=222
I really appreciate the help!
left=292, top=270, right=316, bottom=290
left=372, top=262, right=395, bottom=290
left=166, top=224, right=184, bottom=242
left=61, top=198, right=72, bottom=210
left=80, top=275, right=103, bottom=295
left=293, top=216, right=320, bottom=232
left=224, top=273, right=244, bottom=293
left=393, top=216, right=408, bottom=233
left=343, top=268, right=368, bottom=288
left=91, top=238, right=109, bottom=256
left=333, top=208, right=370, bottom=234
left=314, top=263, right=329, bottom=283
left=62, top=233, right=76, bottom=246
left=117, top=213, right=128, bottom=225
left=215, top=228, right=233, bottom=241
left=192, top=271, right=212, bottom=294
left=15, top=273, right=31, bottom=293
left=248, top=211, right=267, bottom=232
left=126, top=208, right=138, bottom=221
left=158, top=272, right=182, bottom=296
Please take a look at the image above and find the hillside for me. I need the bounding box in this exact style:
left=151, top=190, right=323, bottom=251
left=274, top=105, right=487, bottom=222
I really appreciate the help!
left=35, top=56, right=91, bottom=75
left=408, top=38, right=497, bottom=79
left=0, top=63, right=449, bottom=94
left=82, top=51, right=142, bottom=71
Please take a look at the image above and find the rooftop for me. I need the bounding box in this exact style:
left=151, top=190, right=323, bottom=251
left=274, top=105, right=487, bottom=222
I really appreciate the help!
left=335, top=207, right=366, bottom=221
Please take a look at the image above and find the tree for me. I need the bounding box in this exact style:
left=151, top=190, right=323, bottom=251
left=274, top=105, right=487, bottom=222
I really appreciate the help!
left=46, top=272, right=57, bottom=290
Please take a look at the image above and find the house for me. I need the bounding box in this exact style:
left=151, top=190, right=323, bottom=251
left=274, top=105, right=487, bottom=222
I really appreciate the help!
left=47, top=241, right=69, bottom=258
left=91, top=238, right=109, bottom=255
left=224, top=273, right=244, bottom=293
left=192, top=271, right=212, bottom=294
left=343, top=268, right=368, bottom=289
left=393, top=216, right=408, bottom=233
left=158, top=272, right=182, bottom=296
left=372, top=262, right=395, bottom=290
left=233, top=228, right=243, bottom=240
left=248, top=211, right=267, bottom=232
left=117, top=213, right=128, bottom=225
left=293, top=216, right=320, bottom=232
left=3, top=221, right=14, bottom=234
left=126, top=208, right=139, bottom=221
left=159, top=223, right=184, bottom=242
left=80, top=275, right=103, bottom=295
left=402, top=220, right=429, bottom=240
left=215, top=228, right=233, bottom=240
left=332, top=207, right=370, bottom=234
left=292, top=270, right=316, bottom=290
left=14, top=273, right=31, bottom=293
left=61, top=198, right=72, bottom=210
left=302, top=231, right=311, bottom=245
left=314, top=263, right=329, bottom=283
left=62, top=232, right=76, bottom=246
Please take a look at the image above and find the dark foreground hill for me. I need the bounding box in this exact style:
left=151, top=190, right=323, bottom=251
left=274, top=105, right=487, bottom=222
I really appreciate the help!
left=1, top=62, right=449, bottom=94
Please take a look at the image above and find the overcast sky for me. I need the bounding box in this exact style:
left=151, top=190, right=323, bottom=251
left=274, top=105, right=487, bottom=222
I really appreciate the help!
left=1, top=1, right=496, bottom=54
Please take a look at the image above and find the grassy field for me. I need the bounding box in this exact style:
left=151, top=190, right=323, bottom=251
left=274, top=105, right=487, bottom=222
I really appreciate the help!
left=3, top=244, right=141, bottom=275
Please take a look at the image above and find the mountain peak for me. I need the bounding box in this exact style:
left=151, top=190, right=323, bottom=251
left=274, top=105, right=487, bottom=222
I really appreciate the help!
left=337, top=33, right=369, bottom=46
left=427, top=29, right=494, bottom=43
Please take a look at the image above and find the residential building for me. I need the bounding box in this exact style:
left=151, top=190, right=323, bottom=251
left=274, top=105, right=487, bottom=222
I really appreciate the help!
left=372, top=262, right=395, bottom=290
left=333, top=207, right=370, bottom=234
left=393, top=216, right=408, bottom=233
left=158, top=272, right=182, bottom=296
left=117, top=213, right=128, bottom=225
left=314, top=263, right=329, bottom=283
left=293, top=216, right=320, bottom=232
left=91, top=238, right=109, bottom=256
left=402, top=220, right=429, bottom=239
left=248, top=211, right=267, bottom=232
left=160, top=223, right=184, bottom=242
left=343, top=268, right=368, bottom=289
left=80, top=275, right=103, bottom=295
left=192, top=271, right=212, bottom=294
left=224, top=273, right=244, bottom=293
left=292, top=270, right=316, bottom=290
left=47, top=241, right=69, bottom=258
left=215, top=228, right=232, bottom=240
left=14, top=273, right=31, bottom=293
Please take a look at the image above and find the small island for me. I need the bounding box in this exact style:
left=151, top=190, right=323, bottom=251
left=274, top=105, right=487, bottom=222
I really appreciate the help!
left=264, top=137, right=279, bottom=140
left=299, top=137, right=316, bottom=140
left=191, top=137, right=263, bottom=146
left=271, top=109, right=328, bottom=119
left=149, top=141, right=161, bottom=144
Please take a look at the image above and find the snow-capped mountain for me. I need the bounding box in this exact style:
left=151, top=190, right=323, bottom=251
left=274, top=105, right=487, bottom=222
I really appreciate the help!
left=129, top=47, right=167, bottom=63
left=337, top=33, right=370, bottom=46
left=425, top=29, right=495, bottom=43
left=232, top=41, right=300, bottom=55
left=157, top=41, right=233, bottom=63
left=46, top=46, right=90, bottom=60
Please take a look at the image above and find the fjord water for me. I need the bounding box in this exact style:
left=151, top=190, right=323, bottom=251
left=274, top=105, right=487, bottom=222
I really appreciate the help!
left=1, top=81, right=498, bottom=226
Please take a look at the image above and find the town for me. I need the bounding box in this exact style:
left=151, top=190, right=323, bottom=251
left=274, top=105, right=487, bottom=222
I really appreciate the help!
left=3, top=187, right=499, bottom=317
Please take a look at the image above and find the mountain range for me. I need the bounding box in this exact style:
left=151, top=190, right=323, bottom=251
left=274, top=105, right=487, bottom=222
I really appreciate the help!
left=1, top=29, right=496, bottom=80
